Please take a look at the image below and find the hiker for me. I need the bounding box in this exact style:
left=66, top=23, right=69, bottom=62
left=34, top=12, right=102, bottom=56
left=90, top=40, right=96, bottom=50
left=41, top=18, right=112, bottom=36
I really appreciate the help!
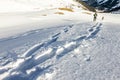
left=102, top=16, right=104, bottom=20
left=93, top=12, right=97, bottom=21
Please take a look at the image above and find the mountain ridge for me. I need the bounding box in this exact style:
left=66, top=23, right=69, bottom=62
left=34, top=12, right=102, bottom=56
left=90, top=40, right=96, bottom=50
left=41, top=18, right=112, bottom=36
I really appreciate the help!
left=81, top=0, right=120, bottom=12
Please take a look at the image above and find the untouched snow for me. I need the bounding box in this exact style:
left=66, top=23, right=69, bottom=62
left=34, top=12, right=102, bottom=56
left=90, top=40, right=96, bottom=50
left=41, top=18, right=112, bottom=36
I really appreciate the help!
left=0, top=0, right=120, bottom=80
left=0, top=0, right=79, bottom=12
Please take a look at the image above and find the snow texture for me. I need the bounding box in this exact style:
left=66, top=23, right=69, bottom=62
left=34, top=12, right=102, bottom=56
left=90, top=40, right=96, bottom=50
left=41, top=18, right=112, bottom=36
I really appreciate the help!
left=0, top=0, right=120, bottom=80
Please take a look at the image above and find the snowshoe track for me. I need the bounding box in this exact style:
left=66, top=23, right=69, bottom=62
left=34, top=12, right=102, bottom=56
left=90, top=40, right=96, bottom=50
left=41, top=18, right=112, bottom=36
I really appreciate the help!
left=0, top=23, right=102, bottom=80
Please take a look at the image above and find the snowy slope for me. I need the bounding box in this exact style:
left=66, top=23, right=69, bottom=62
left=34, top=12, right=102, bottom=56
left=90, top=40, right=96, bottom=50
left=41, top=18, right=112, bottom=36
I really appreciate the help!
left=0, top=0, right=83, bottom=38
left=0, top=0, right=79, bottom=12
left=0, top=0, right=120, bottom=80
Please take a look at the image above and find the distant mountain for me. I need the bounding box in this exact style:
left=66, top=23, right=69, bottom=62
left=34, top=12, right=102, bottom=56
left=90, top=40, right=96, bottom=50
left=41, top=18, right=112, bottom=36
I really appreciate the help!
left=81, top=0, right=120, bottom=12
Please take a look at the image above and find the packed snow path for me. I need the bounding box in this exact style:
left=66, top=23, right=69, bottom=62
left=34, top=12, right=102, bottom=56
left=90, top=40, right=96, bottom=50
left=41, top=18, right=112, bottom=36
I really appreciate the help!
left=0, top=17, right=120, bottom=80
left=0, top=22, right=103, bottom=79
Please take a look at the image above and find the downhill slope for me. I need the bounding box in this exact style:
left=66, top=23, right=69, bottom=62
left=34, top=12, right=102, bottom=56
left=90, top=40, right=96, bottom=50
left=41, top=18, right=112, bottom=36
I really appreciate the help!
left=0, top=0, right=79, bottom=12
left=0, top=0, right=120, bottom=80
left=0, top=14, right=120, bottom=80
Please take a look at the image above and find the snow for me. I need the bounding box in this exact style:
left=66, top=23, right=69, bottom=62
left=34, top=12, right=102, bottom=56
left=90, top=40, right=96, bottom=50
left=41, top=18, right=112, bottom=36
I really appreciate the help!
left=34, top=48, right=53, bottom=60
left=0, top=0, right=120, bottom=80
left=0, top=0, right=79, bottom=13
left=97, top=0, right=108, bottom=4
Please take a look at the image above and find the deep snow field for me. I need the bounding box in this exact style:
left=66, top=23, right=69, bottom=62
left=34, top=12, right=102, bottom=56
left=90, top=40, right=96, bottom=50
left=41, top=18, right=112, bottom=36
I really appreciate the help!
left=0, top=0, right=120, bottom=80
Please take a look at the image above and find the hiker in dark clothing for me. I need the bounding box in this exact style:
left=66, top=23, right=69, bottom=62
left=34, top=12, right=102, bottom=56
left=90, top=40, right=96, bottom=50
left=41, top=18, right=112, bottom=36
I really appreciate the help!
left=93, top=12, right=97, bottom=21
left=102, top=16, right=104, bottom=20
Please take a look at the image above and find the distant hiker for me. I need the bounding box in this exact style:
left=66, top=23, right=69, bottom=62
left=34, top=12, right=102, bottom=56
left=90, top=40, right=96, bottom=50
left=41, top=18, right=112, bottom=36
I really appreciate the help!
left=102, top=16, right=104, bottom=20
left=93, top=12, right=97, bottom=21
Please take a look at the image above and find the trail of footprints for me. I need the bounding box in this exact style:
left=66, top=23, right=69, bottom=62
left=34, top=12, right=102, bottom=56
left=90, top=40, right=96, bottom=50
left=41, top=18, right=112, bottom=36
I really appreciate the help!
left=1, top=23, right=102, bottom=80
